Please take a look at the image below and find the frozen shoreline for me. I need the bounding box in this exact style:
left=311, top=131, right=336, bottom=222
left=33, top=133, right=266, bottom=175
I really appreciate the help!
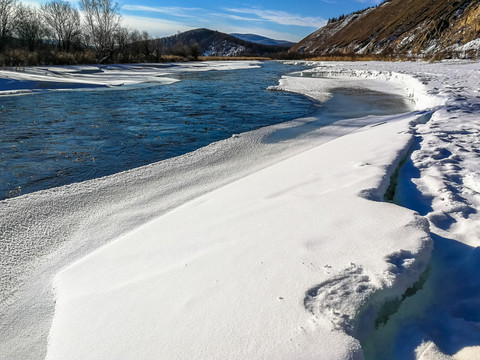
left=1, top=60, right=480, bottom=359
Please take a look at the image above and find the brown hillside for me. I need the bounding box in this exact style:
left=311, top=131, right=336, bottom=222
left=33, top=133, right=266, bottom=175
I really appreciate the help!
left=291, top=0, right=480, bottom=57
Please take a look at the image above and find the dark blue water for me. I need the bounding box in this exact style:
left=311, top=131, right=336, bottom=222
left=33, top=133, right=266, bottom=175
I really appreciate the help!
left=0, top=62, right=318, bottom=200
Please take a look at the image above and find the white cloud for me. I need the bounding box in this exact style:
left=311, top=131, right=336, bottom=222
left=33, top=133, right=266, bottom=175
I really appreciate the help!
left=121, top=15, right=194, bottom=37
left=208, top=13, right=264, bottom=22
left=224, top=8, right=326, bottom=28
left=120, top=14, right=302, bottom=42
left=119, top=4, right=321, bottom=40
left=122, top=5, right=201, bottom=18
left=21, top=0, right=79, bottom=8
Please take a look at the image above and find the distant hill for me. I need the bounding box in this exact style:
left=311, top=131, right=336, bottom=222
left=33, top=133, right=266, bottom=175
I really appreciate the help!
left=158, top=28, right=291, bottom=57
left=230, top=33, right=296, bottom=48
left=291, top=0, right=480, bottom=58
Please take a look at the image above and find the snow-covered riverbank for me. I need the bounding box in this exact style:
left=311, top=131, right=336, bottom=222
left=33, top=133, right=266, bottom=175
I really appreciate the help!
left=1, top=60, right=479, bottom=359
left=284, top=60, right=480, bottom=359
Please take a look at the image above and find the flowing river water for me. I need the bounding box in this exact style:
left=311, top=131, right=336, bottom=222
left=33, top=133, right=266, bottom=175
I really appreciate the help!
left=1, top=62, right=410, bottom=200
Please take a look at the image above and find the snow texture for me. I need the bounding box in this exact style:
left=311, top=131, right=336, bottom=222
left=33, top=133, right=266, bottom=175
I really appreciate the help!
left=1, top=59, right=480, bottom=360
left=44, top=111, right=432, bottom=360
left=450, top=38, right=480, bottom=53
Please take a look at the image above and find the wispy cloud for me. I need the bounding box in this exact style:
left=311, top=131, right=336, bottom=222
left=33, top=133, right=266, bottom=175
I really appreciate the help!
left=123, top=4, right=325, bottom=29
left=121, top=14, right=300, bottom=42
left=207, top=12, right=263, bottom=22
left=223, top=8, right=326, bottom=28
left=122, top=5, right=201, bottom=18
left=119, top=4, right=323, bottom=41
left=121, top=15, right=193, bottom=37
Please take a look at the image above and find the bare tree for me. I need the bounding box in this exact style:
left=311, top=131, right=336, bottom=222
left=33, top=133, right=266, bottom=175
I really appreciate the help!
left=14, top=4, right=46, bottom=51
left=140, top=30, right=150, bottom=58
left=113, top=26, right=129, bottom=61
left=127, top=28, right=141, bottom=60
left=41, top=0, right=81, bottom=51
left=79, top=0, right=121, bottom=61
left=79, top=23, right=92, bottom=49
left=113, top=27, right=151, bottom=62
left=150, top=38, right=163, bottom=61
left=0, top=0, right=17, bottom=49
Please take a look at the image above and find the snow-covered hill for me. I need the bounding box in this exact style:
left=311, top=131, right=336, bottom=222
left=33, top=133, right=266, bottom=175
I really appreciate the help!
left=158, top=28, right=290, bottom=57
left=230, top=33, right=296, bottom=48
left=291, top=0, right=480, bottom=59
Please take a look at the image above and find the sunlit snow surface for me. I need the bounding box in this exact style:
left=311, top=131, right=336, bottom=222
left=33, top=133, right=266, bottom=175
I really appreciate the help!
left=1, top=60, right=480, bottom=360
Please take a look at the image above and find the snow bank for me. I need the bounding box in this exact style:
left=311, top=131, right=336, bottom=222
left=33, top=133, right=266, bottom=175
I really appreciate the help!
left=389, top=71, right=480, bottom=359
left=291, top=61, right=480, bottom=359
left=45, top=110, right=431, bottom=360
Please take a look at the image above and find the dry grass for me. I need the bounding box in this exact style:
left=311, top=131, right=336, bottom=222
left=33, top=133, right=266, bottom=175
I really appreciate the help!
left=292, top=0, right=477, bottom=61
left=198, top=56, right=270, bottom=61
left=0, top=49, right=99, bottom=66
left=427, top=50, right=478, bottom=62
left=157, top=55, right=190, bottom=62
left=306, top=50, right=478, bottom=63
left=306, top=53, right=415, bottom=62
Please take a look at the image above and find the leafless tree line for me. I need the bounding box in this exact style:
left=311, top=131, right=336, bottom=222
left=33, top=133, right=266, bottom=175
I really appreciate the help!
left=0, top=0, right=168, bottom=65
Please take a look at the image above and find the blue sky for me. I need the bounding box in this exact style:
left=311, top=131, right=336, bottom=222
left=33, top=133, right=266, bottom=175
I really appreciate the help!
left=25, top=0, right=382, bottom=41
left=117, top=0, right=383, bottom=41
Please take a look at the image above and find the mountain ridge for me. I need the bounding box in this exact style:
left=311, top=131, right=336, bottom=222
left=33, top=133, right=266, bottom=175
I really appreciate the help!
left=291, top=0, right=480, bottom=58
left=230, top=33, right=296, bottom=48
left=158, top=28, right=291, bottom=57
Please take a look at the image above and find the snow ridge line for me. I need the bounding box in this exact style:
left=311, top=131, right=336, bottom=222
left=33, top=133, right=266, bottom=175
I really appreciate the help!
left=303, top=111, right=434, bottom=345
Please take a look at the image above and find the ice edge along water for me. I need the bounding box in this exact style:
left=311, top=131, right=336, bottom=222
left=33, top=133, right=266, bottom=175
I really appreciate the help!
left=43, top=66, right=442, bottom=359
